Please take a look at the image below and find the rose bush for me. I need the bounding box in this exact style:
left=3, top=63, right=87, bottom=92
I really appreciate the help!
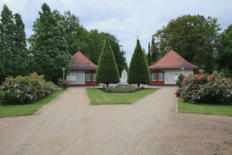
left=0, top=73, right=57, bottom=105
left=176, top=72, right=232, bottom=104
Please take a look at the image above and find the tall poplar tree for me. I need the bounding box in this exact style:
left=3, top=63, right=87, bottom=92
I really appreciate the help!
left=14, top=13, right=28, bottom=75
left=128, top=39, right=150, bottom=87
left=0, top=5, right=28, bottom=81
left=0, top=5, right=15, bottom=81
left=148, top=42, right=151, bottom=65
left=29, top=3, right=71, bottom=82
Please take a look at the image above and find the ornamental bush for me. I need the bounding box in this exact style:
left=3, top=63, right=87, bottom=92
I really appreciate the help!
left=58, top=79, right=69, bottom=89
left=96, top=40, right=120, bottom=86
left=0, top=73, right=57, bottom=105
left=176, top=72, right=232, bottom=104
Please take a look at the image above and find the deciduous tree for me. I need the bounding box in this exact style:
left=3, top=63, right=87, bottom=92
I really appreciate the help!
left=29, top=3, right=71, bottom=82
left=217, top=25, right=232, bottom=76
left=153, top=14, right=220, bottom=73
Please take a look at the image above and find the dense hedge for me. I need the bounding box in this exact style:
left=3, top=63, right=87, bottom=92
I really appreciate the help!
left=176, top=72, right=232, bottom=104
left=0, top=73, right=57, bottom=105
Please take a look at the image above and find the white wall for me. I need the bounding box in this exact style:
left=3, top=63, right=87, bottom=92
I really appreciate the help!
left=164, top=70, right=193, bottom=84
left=66, top=71, right=85, bottom=85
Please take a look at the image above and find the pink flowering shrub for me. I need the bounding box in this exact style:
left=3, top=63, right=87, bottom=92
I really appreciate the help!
left=176, top=72, right=232, bottom=104
left=0, top=73, right=57, bottom=105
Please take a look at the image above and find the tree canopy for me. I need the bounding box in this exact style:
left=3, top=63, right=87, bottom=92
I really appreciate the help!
left=52, top=11, right=128, bottom=75
left=0, top=5, right=28, bottom=82
left=96, top=40, right=120, bottom=86
left=128, top=39, right=150, bottom=86
left=217, top=25, right=232, bottom=76
left=153, top=14, right=220, bottom=73
left=29, top=3, right=71, bottom=82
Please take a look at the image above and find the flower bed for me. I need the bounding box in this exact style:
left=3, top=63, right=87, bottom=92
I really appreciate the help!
left=0, top=73, right=57, bottom=105
left=176, top=72, right=232, bottom=104
left=101, top=85, right=142, bottom=93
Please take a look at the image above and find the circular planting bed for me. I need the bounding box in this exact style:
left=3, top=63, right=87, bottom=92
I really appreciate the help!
left=100, top=86, right=143, bottom=93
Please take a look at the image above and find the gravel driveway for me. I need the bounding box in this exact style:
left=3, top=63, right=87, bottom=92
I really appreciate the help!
left=0, top=87, right=232, bottom=155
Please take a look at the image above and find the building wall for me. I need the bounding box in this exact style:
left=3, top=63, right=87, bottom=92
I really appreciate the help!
left=66, top=70, right=98, bottom=86
left=164, top=70, right=193, bottom=85
left=150, top=69, right=193, bottom=86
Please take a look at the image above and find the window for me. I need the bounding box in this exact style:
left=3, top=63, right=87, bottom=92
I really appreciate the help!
left=93, top=73, right=96, bottom=81
left=159, top=73, right=163, bottom=81
left=86, top=73, right=91, bottom=81
left=152, top=73, right=156, bottom=81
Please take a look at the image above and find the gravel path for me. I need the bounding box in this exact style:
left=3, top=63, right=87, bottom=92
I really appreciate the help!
left=0, top=87, right=232, bottom=155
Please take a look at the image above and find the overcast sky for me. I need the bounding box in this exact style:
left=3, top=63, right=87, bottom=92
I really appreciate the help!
left=0, top=0, right=231, bottom=64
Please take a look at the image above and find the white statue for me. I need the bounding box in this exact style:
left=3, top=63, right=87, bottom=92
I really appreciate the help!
left=120, top=69, right=128, bottom=84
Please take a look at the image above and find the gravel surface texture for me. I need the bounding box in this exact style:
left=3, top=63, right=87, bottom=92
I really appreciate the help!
left=0, top=87, right=232, bottom=155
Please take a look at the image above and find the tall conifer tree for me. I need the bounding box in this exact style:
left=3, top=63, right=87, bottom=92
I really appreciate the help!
left=96, top=40, right=119, bottom=87
left=128, top=39, right=150, bottom=87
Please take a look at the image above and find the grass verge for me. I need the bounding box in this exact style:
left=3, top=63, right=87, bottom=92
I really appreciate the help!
left=0, top=89, right=64, bottom=118
left=87, top=88, right=158, bottom=105
left=178, top=98, right=232, bottom=116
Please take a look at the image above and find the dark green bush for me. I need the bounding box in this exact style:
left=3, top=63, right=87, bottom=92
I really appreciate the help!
left=176, top=74, right=184, bottom=88
left=58, top=79, right=69, bottom=89
left=0, top=73, right=57, bottom=105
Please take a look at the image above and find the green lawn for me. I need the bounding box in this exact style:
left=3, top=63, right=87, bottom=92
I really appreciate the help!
left=178, top=99, right=232, bottom=116
left=87, top=88, right=158, bottom=105
left=0, top=89, right=64, bottom=118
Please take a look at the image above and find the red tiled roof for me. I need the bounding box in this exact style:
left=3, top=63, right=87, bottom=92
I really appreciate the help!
left=71, top=51, right=97, bottom=70
left=149, top=50, right=198, bottom=69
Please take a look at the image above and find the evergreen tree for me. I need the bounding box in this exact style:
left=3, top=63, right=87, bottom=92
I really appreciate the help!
left=150, top=37, right=160, bottom=63
left=96, top=40, right=119, bottom=87
left=217, top=25, right=232, bottom=76
left=128, top=39, right=150, bottom=87
left=148, top=42, right=151, bottom=65
left=100, top=32, right=127, bottom=76
left=29, top=3, right=71, bottom=82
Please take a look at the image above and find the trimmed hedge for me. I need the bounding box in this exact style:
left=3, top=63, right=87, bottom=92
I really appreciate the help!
left=176, top=72, right=232, bottom=104
left=0, top=73, right=57, bottom=105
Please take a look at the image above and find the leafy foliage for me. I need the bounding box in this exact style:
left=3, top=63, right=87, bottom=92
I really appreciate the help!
left=148, top=37, right=160, bottom=65
left=96, top=40, right=120, bottom=86
left=0, top=73, right=57, bottom=105
left=176, top=74, right=185, bottom=88
left=29, top=3, right=71, bottom=83
left=0, top=5, right=28, bottom=82
left=128, top=39, right=150, bottom=86
left=153, top=14, right=220, bottom=73
left=217, top=25, right=232, bottom=76
left=57, top=79, right=69, bottom=89
left=52, top=11, right=127, bottom=75
left=176, top=73, right=232, bottom=104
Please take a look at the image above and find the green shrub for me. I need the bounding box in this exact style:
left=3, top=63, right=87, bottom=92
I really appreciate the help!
left=0, top=73, right=57, bottom=105
left=177, top=72, right=232, bottom=104
left=58, top=79, right=69, bottom=89
left=176, top=74, right=185, bottom=88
